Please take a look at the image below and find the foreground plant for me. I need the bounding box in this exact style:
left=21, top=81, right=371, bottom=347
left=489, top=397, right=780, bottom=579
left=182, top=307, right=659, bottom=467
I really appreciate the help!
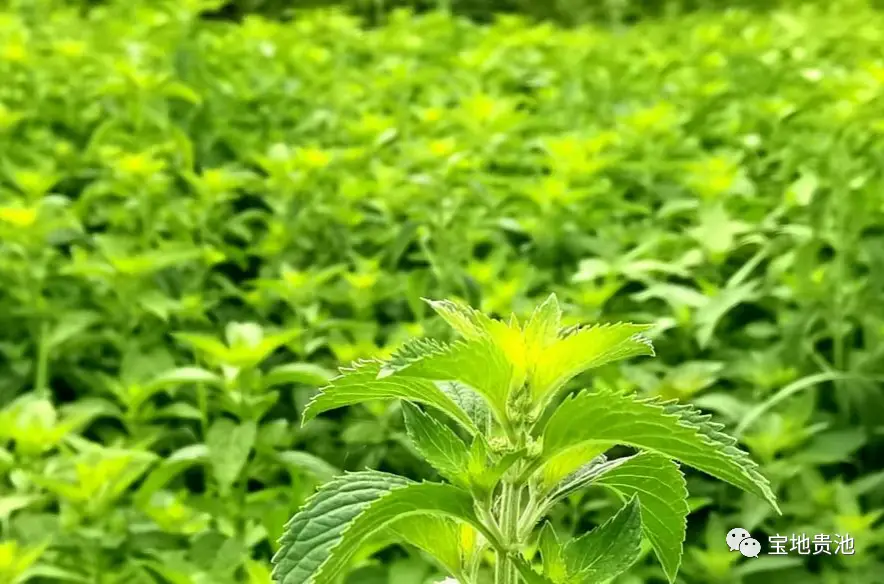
left=271, top=294, right=778, bottom=584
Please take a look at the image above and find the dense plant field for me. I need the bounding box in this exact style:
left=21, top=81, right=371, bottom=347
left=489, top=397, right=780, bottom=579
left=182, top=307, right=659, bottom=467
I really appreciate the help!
left=1, top=0, right=883, bottom=582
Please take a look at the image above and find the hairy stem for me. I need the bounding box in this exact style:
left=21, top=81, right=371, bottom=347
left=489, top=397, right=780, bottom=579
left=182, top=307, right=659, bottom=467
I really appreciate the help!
left=495, top=481, right=522, bottom=584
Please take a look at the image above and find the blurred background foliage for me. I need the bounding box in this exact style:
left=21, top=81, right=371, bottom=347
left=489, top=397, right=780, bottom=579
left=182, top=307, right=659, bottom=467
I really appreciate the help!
left=1, top=0, right=884, bottom=582
left=60, top=0, right=860, bottom=25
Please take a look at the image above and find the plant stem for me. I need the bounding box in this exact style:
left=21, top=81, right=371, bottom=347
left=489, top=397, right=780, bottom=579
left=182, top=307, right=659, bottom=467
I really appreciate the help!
left=495, top=481, right=522, bottom=584
left=35, top=320, right=50, bottom=399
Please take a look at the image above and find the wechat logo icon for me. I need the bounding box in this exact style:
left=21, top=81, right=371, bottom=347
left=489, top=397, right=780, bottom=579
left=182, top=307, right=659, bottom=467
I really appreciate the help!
left=727, top=527, right=760, bottom=558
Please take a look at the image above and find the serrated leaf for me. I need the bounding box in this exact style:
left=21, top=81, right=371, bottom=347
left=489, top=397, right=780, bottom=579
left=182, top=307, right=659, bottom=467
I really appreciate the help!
left=423, top=298, right=497, bottom=339
left=206, top=419, right=256, bottom=493
left=424, top=298, right=529, bottom=395
left=379, top=336, right=514, bottom=425
left=540, top=444, right=610, bottom=490
left=531, top=324, right=654, bottom=405
left=272, top=471, right=408, bottom=584
left=523, top=294, right=562, bottom=352
left=538, top=522, right=567, bottom=583
left=438, top=381, right=491, bottom=430
left=594, top=453, right=689, bottom=583
left=563, top=496, right=643, bottom=582
left=541, top=389, right=778, bottom=512
left=467, top=437, right=524, bottom=495
left=386, top=516, right=474, bottom=579
left=271, top=471, right=490, bottom=584
left=302, top=361, right=478, bottom=434
left=402, top=402, right=470, bottom=487
left=511, top=558, right=558, bottom=584
left=545, top=454, right=624, bottom=502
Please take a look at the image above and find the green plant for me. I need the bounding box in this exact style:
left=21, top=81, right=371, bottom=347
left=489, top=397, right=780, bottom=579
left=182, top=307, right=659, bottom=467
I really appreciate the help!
left=3, top=0, right=884, bottom=581
left=272, top=295, right=778, bottom=584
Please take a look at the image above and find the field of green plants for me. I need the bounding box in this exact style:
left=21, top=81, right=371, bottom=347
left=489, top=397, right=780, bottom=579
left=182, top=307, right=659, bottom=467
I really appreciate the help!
left=2, top=0, right=884, bottom=582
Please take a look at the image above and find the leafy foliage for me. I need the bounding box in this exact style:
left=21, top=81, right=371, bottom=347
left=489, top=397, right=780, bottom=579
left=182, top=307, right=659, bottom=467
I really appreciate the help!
left=2, top=0, right=884, bottom=582
left=275, top=295, right=775, bottom=584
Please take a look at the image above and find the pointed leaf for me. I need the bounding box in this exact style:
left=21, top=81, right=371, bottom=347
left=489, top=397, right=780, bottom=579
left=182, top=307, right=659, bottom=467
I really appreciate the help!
left=531, top=324, right=654, bottom=404
left=303, top=361, right=478, bottom=434
left=563, top=496, right=643, bottom=582
left=541, top=390, right=778, bottom=512
left=206, top=418, right=256, bottom=493
left=380, top=337, right=514, bottom=425
left=402, top=402, right=471, bottom=487
left=438, top=381, right=491, bottom=430
left=538, top=522, right=568, bottom=583
left=173, top=332, right=231, bottom=363
left=386, top=516, right=477, bottom=579
left=593, top=453, right=689, bottom=583
left=272, top=471, right=410, bottom=584
left=523, top=294, right=562, bottom=353
left=275, top=451, right=341, bottom=483
left=540, top=444, right=610, bottom=490
left=424, top=298, right=529, bottom=396
left=134, top=444, right=208, bottom=506
left=271, top=471, right=492, bottom=584
left=423, top=298, right=496, bottom=339
left=467, top=437, right=524, bottom=495
left=545, top=454, right=627, bottom=502
left=263, top=363, right=335, bottom=389
left=511, top=557, right=559, bottom=584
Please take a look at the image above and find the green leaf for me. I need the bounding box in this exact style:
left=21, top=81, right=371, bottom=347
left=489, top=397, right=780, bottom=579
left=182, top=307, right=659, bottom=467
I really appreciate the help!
left=539, top=444, right=610, bottom=491
left=545, top=453, right=623, bottom=501
left=523, top=294, right=562, bottom=352
left=423, top=298, right=496, bottom=339
left=379, top=336, right=514, bottom=426
left=148, top=367, right=222, bottom=389
left=386, top=516, right=477, bottom=579
left=302, top=361, right=478, bottom=434
left=271, top=471, right=491, bottom=584
left=134, top=444, right=208, bottom=506
left=563, top=496, right=643, bottom=582
left=275, top=450, right=341, bottom=483
left=173, top=332, right=231, bottom=363
left=206, top=419, right=256, bottom=493
left=540, top=389, right=779, bottom=512
left=511, top=559, right=559, bottom=584
left=438, top=381, right=491, bottom=430
left=46, top=311, right=101, bottom=350
left=538, top=522, right=568, bottom=583
left=424, top=297, right=530, bottom=398
left=786, top=171, right=818, bottom=206
left=402, top=402, right=470, bottom=487
left=466, top=437, right=524, bottom=495
left=531, top=324, right=654, bottom=405
left=263, top=363, right=336, bottom=389
left=794, top=427, right=867, bottom=464
left=593, top=453, right=689, bottom=583
left=0, top=494, right=39, bottom=521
